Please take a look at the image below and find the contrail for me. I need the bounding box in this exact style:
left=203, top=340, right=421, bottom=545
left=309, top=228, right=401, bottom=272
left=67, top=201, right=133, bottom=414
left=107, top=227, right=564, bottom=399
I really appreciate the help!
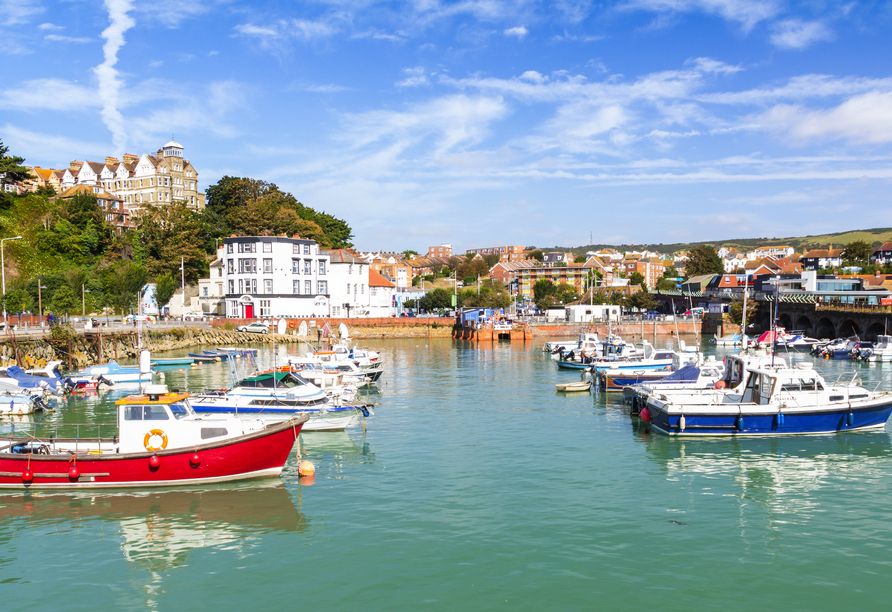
left=94, top=0, right=135, bottom=152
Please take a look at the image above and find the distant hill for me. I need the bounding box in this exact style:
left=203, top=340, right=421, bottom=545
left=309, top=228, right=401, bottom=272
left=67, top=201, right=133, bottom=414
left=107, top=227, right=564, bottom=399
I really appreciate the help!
left=537, top=227, right=892, bottom=256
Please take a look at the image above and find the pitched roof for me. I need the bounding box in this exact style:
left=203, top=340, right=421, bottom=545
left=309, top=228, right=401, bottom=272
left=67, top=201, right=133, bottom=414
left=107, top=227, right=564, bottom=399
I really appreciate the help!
left=325, top=249, right=361, bottom=263
left=873, top=242, right=892, bottom=252
left=368, top=269, right=395, bottom=288
left=802, top=248, right=844, bottom=258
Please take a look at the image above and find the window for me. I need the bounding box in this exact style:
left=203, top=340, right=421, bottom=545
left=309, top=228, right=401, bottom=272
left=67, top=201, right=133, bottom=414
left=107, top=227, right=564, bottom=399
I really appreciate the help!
left=228, top=280, right=235, bottom=294
left=264, top=279, right=273, bottom=294
left=349, top=264, right=353, bottom=274
left=347, top=283, right=351, bottom=294
left=263, top=242, right=272, bottom=253
left=304, top=260, right=312, bottom=275
left=293, top=280, right=300, bottom=294
left=203, top=287, right=208, bottom=296
left=228, top=259, right=234, bottom=274
left=263, top=258, right=272, bottom=274
left=303, top=244, right=310, bottom=254
left=247, top=279, right=257, bottom=293
left=293, top=244, right=300, bottom=254
left=319, top=260, right=326, bottom=275
left=292, top=260, right=300, bottom=274
left=227, top=243, right=233, bottom=254
left=238, top=279, right=244, bottom=293
left=260, top=299, right=271, bottom=316
left=318, top=280, right=327, bottom=294
left=304, top=280, right=311, bottom=294
left=239, top=258, right=257, bottom=274
left=371, top=287, right=377, bottom=297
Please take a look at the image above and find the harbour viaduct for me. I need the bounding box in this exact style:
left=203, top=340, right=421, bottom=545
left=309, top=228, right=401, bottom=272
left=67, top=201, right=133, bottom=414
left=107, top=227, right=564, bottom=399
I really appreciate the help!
left=759, top=304, right=892, bottom=340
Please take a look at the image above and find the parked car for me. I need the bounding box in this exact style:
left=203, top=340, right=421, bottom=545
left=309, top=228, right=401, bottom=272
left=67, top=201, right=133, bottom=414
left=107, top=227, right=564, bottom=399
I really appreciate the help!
left=183, top=312, right=206, bottom=321
left=683, top=308, right=705, bottom=317
left=236, top=322, right=269, bottom=334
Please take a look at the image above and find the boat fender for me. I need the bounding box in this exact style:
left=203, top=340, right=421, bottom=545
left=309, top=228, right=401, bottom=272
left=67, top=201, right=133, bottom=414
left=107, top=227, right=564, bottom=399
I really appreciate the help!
left=679, top=415, right=686, bottom=431
left=68, top=466, right=80, bottom=480
left=847, top=412, right=854, bottom=427
left=149, top=455, right=161, bottom=469
left=640, top=407, right=651, bottom=422
left=714, top=381, right=726, bottom=390
left=358, top=406, right=370, bottom=417
left=736, top=416, right=744, bottom=430
left=144, top=429, right=169, bottom=452
left=22, top=469, right=33, bottom=482
left=776, top=412, right=784, bottom=426
left=190, top=453, right=201, bottom=466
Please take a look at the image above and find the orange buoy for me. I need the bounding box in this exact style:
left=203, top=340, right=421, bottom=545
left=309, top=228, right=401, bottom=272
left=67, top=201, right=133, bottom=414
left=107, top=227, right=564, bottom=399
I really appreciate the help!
left=714, top=381, right=726, bottom=389
left=298, top=461, right=316, bottom=476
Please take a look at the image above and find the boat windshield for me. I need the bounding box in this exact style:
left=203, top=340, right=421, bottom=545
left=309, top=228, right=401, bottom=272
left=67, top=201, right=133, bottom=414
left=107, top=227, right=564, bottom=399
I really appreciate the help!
left=169, top=402, right=191, bottom=419
left=279, top=373, right=310, bottom=388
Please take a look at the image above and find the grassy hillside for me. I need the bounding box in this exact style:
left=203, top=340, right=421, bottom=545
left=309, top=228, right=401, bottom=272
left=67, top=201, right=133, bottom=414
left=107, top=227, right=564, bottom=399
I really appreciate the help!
left=541, top=227, right=892, bottom=256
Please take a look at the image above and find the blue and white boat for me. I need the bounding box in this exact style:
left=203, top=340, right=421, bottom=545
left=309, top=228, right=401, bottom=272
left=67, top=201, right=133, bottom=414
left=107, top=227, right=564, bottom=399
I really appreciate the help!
left=641, top=362, right=892, bottom=436
left=0, top=365, right=70, bottom=395
left=67, top=360, right=153, bottom=388
left=188, top=371, right=370, bottom=431
left=0, top=389, right=53, bottom=415
left=589, top=342, right=680, bottom=373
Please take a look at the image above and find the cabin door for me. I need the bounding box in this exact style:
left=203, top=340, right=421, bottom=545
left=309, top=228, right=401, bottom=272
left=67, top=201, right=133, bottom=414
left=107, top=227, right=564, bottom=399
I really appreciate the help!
left=244, top=304, right=254, bottom=318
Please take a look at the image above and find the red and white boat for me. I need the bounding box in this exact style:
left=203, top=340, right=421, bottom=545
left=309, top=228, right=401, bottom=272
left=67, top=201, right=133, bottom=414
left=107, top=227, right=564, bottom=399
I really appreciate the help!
left=0, top=385, right=308, bottom=489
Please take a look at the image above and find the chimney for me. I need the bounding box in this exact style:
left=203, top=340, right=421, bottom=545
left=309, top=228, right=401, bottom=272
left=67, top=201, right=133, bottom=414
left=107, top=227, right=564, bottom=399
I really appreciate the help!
left=123, top=153, right=139, bottom=164
left=105, top=156, right=119, bottom=165
left=69, top=160, right=83, bottom=171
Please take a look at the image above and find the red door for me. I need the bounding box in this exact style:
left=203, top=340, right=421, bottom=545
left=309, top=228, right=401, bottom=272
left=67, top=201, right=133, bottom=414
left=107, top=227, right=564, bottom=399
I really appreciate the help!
left=244, top=304, right=254, bottom=319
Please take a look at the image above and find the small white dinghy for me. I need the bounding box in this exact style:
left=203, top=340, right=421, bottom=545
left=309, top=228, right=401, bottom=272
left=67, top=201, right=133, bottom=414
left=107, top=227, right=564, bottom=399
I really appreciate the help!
left=555, top=381, right=592, bottom=392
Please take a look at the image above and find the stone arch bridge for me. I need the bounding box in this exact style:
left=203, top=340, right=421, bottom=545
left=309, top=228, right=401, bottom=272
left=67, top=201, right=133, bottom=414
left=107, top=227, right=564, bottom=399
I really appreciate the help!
left=764, top=303, right=892, bottom=340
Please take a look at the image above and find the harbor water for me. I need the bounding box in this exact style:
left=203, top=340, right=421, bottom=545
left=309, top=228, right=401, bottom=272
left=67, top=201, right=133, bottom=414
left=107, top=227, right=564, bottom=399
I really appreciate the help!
left=2, top=338, right=891, bottom=611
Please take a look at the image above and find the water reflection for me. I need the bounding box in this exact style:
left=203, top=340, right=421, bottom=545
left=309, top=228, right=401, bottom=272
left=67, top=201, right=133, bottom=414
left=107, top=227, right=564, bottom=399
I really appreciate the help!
left=641, top=429, right=892, bottom=520
left=0, top=482, right=306, bottom=574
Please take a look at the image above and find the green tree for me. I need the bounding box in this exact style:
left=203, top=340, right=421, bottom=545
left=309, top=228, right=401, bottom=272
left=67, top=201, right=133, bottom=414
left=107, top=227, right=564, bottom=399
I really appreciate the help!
left=842, top=240, right=872, bottom=264
left=574, top=255, right=586, bottom=264
left=684, top=245, right=724, bottom=277
left=528, top=250, right=544, bottom=262
left=49, top=284, right=77, bottom=314
left=403, top=250, right=418, bottom=258
left=0, top=140, right=29, bottom=196
left=103, top=261, right=149, bottom=314
left=138, top=204, right=208, bottom=283
left=627, top=288, right=657, bottom=311
left=482, top=253, right=501, bottom=268
left=154, top=272, right=178, bottom=313
left=728, top=297, right=757, bottom=326
left=629, top=271, right=646, bottom=287
left=418, top=288, right=453, bottom=311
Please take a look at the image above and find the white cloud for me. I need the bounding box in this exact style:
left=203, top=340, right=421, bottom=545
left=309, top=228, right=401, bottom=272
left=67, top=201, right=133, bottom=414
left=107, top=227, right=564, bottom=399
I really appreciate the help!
left=38, top=23, right=63, bottom=31
left=0, top=0, right=44, bottom=27
left=235, top=17, right=341, bottom=48
left=504, top=26, right=528, bottom=38
left=0, top=79, right=99, bottom=111
left=770, top=19, right=833, bottom=50
left=623, top=0, right=779, bottom=31
left=0, top=124, right=110, bottom=163
left=305, top=83, right=350, bottom=93
left=397, top=67, right=430, bottom=88
left=762, top=91, right=892, bottom=145
left=45, top=34, right=94, bottom=44
left=94, top=0, right=136, bottom=151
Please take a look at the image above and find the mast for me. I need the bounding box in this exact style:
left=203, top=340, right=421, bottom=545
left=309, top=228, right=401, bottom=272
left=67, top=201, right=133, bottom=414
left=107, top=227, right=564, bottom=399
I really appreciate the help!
left=740, top=273, right=748, bottom=350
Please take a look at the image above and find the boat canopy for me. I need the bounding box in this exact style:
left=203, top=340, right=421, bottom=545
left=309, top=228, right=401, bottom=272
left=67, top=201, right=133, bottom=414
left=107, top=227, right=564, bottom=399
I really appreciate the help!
left=238, top=372, right=308, bottom=389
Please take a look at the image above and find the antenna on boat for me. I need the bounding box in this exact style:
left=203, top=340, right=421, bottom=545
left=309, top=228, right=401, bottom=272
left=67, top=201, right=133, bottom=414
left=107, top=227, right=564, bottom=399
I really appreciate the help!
left=771, top=278, right=779, bottom=367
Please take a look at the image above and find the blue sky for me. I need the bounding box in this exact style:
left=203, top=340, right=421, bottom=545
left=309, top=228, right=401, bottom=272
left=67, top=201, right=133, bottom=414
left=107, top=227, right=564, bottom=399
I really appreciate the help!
left=3, top=1, right=892, bottom=252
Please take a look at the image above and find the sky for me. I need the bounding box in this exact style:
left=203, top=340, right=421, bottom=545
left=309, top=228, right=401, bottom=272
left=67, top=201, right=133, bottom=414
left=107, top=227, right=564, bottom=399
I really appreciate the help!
left=3, top=1, right=892, bottom=253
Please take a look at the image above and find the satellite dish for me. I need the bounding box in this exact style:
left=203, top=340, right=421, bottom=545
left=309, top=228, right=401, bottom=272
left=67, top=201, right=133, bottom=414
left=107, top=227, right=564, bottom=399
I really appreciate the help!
left=298, top=321, right=308, bottom=337
left=277, top=319, right=287, bottom=335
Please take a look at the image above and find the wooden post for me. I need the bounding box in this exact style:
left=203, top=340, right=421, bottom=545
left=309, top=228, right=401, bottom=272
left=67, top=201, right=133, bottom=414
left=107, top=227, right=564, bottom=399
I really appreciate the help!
left=67, top=338, right=72, bottom=370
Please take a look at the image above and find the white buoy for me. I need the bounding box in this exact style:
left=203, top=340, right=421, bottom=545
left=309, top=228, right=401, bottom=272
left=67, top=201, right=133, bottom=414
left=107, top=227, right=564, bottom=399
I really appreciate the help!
left=679, top=415, right=686, bottom=431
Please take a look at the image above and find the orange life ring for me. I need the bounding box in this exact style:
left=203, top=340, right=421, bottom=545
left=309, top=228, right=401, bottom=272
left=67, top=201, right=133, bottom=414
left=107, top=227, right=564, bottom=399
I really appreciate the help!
left=288, top=321, right=295, bottom=328
left=144, top=429, right=168, bottom=452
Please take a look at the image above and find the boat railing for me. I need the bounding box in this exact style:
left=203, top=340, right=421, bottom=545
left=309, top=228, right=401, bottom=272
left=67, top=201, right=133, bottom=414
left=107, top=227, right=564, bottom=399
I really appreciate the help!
left=3, top=421, right=119, bottom=452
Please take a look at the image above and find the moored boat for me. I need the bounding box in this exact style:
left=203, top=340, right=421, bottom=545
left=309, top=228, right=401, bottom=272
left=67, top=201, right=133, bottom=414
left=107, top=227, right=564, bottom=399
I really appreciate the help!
left=0, top=385, right=308, bottom=489
left=641, top=362, right=892, bottom=436
left=555, top=381, right=592, bottom=392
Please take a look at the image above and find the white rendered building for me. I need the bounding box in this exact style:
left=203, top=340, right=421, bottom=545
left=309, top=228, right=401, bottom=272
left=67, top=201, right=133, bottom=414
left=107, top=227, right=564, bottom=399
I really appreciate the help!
left=222, top=236, right=331, bottom=318
left=325, top=250, right=370, bottom=318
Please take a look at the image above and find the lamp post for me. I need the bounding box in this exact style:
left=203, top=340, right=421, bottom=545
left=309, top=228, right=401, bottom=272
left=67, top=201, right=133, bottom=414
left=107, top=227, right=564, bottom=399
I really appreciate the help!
left=37, top=279, right=47, bottom=324
left=81, top=284, right=90, bottom=318
left=1, top=236, right=22, bottom=327
left=180, top=256, right=186, bottom=321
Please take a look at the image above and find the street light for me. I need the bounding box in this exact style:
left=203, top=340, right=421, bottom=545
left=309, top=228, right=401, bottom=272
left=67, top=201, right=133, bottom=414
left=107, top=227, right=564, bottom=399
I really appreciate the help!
left=82, top=284, right=90, bottom=318
left=37, top=279, right=47, bottom=323
left=1, top=236, right=22, bottom=327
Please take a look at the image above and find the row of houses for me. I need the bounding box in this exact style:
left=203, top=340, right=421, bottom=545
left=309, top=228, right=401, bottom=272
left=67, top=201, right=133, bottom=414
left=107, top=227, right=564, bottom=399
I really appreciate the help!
left=20, top=139, right=206, bottom=213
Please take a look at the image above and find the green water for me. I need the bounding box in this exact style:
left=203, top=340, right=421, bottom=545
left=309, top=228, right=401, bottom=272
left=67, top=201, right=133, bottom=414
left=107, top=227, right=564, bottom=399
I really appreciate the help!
left=1, top=339, right=891, bottom=611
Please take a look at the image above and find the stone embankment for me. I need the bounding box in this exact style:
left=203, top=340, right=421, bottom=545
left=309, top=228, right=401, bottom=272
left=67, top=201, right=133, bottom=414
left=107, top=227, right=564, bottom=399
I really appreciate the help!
left=0, top=322, right=455, bottom=370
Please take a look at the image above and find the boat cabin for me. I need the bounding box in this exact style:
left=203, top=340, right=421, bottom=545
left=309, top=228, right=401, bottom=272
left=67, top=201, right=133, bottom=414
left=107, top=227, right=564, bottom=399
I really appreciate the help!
left=117, top=385, right=254, bottom=453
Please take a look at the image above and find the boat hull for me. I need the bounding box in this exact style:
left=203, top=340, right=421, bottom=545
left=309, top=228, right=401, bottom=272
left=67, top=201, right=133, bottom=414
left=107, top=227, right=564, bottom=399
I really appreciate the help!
left=646, top=400, right=892, bottom=436
left=0, top=418, right=306, bottom=489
